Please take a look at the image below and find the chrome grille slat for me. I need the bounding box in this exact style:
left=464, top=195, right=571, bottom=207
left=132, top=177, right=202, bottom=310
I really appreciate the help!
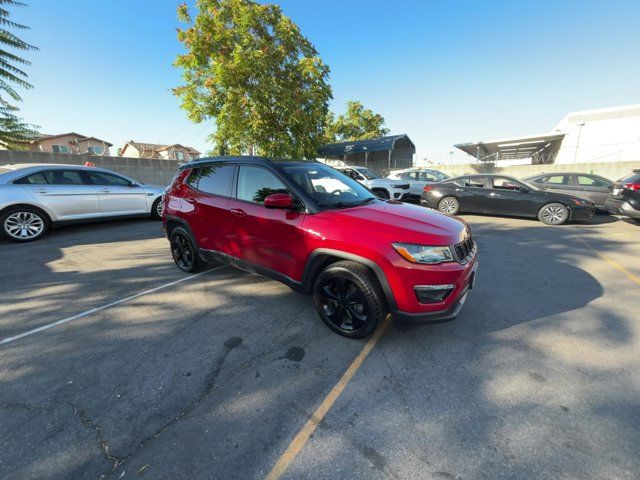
left=452, top=236, right=476, bottom=264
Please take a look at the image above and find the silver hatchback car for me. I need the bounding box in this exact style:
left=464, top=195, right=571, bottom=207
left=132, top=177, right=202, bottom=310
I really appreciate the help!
left=0, top=164, right=166, bottom=242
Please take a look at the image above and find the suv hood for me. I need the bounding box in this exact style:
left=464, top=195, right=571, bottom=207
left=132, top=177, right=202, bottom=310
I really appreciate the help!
left=332, top=201, right=469, bottom=245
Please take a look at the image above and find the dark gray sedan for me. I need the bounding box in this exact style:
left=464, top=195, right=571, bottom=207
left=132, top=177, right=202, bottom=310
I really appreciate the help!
left=524, top=172, right=613, bottom=209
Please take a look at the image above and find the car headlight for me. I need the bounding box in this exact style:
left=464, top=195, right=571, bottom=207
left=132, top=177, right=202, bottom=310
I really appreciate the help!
left=392, top=243, right=453, bottom=264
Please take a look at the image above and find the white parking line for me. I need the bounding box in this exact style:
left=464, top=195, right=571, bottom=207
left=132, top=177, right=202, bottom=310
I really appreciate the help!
left=0, top=266, right=226, bottom=346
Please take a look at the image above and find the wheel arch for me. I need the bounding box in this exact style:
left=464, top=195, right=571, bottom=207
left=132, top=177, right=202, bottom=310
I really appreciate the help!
left=301, top=248, right=397, bottom=311
left=0, top=203, right=54, bottom=225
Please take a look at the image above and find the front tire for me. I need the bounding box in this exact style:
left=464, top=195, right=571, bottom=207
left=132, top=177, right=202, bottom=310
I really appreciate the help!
left=538, top=203, right=569, bottom=225
left=438, top=196, right=460, bottom=215
left=151, top=198, right=163, bottom=220
left=1, top=206, right=49, bottom=242
left=313, top=261, right=386, bottom=339
left=170, top=226, right=201, bottom=273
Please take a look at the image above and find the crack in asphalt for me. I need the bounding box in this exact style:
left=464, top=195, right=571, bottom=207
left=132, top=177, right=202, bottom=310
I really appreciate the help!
left=69, top=403, right=122, bottom=475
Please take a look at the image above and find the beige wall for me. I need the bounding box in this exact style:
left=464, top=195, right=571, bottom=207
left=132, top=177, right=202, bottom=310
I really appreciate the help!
left=431, top=159, right=640, bottom=182
left=30, top=135, right=111, bottom=156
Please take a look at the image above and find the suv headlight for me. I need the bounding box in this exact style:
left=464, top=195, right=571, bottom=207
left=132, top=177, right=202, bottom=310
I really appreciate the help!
left=392, top=243, right=453, bottom=264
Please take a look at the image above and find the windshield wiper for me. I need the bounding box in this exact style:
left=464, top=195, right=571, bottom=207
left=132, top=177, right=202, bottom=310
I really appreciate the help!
left=318, top=197, right=376, bottom=209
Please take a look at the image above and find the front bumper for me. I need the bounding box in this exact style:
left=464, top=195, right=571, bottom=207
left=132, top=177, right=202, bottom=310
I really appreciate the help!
left=604, top=198, right=640, bottom=219
left=390, top=189, right=411, bottom=201
left=392, top=260, right=477, bottom=324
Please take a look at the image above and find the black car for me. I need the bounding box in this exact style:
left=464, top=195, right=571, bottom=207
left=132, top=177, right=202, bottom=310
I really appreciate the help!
left=420, top=174, right=595, bottom=225
left=524, top=172, right=612, bottom=209
left=604, top=170, right=640, bottom=222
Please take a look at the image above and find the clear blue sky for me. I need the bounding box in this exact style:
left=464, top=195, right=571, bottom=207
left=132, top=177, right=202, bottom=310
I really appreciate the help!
left=16, top=0, right=640, bottom=163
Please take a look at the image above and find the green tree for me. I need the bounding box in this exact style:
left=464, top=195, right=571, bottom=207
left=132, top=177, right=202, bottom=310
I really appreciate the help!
left=326, top=100, right=389, bottom=143
left=174, top=0, right=333, bottom=159
left=0, top=0, right=38, bottom=149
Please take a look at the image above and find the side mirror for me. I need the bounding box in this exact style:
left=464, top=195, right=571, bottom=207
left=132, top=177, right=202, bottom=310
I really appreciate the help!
left=519, top=186, right=530, bottom=193
left=264, top=193, right=294, bottom=209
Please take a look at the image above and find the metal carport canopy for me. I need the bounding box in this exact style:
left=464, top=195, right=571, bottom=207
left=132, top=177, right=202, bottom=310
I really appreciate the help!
left=317, top=134, right=415, bottom=157
left=455, top=132, right=565, bottom=159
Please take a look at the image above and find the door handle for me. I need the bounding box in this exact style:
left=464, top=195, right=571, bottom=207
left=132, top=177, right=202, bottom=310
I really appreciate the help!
left=489, top=192, right=500, bottom=197
left=230, top=208, right=247, bottom=217
left=98, top=188, right=111, bottom=193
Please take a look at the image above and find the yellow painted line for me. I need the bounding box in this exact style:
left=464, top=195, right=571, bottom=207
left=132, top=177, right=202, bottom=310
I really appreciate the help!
left=578, top=238, right=640, bottom=286
left=265, top=315, right=392, bottom=480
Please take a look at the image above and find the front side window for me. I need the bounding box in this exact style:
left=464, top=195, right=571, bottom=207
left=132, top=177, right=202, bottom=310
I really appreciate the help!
left=281, top=164, right=375, bottom=208
left=187, top=164, right=234, bottom=196
left=52, top=145, right=70, bottom=154
left=577, top=175, right=608, bottom=187
left=42, top=169, right=86, bottom=185
left=237, top=165, right=288, bottom=204
left=356, top=168, right=379, bottom=180
left=87, top=146, right=103, bottom=155
left=88, top=171, right=132, bottom=186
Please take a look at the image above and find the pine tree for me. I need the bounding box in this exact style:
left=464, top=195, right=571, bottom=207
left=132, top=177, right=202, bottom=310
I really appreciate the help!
left=0, top=0, right=38, bottom=149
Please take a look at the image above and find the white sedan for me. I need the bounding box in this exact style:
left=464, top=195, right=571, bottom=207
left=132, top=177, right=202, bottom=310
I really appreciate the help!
left=0, top=163, right=166, bottom=242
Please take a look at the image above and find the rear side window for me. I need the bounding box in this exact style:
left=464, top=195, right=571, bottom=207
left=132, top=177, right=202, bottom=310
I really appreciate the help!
left=187, top=164, right=234, bottom=196
left=545, top=175, right=569, bottom=185
left=618, top=172, right=640, bottom=184
left=237, top=165, right=288, bottom=204
left=42, top=170, right=86, bottom=185
left=14, top=172, right=48, bottom=184
left=463, top=177, right=486, bottom=188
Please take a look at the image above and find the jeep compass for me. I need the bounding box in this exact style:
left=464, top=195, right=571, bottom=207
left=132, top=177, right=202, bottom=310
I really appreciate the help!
left=163, top=157, right=478, bottom=338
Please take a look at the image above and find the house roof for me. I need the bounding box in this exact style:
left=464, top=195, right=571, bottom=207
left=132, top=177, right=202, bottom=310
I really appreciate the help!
left=318, top=134, right=415, bottom=157
left=125, top=141, right=200, bottom=155
left=31, top=132, right=113, bottom=146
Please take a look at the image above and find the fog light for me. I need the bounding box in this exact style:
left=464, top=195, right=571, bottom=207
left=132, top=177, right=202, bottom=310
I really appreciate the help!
left=415, top=284, right=455, bottom=304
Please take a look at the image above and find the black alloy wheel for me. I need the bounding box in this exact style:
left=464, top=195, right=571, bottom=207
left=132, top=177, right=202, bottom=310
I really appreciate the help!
left=170, top=227, right=200, bottom=273
left=313, top=261, right=385, bottom=338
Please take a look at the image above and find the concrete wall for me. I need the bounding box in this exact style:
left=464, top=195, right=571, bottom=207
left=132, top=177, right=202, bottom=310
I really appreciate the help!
left=431, top=159, right=640, bottom=182
left=0, top=150, right=179, bottom=186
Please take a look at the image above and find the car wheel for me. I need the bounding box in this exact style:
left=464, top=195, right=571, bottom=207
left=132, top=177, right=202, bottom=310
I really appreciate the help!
left=170, top=226, right=201, bottom=273
left=313, top=260, right=386, bottom=339
left=151, top=198, right=163, bottom=220
left=372, top=188, right=390, bottom=199
left=438, top=196, right=459, bottom=215
left=1, top=206, right=49, bottom=242
left=538, top=203, right=569, bottom=225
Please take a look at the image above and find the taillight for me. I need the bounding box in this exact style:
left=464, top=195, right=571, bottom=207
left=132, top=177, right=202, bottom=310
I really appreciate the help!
left=423, top=185, right=434, bottom=192
left=623, top=183, right=640, bottom=191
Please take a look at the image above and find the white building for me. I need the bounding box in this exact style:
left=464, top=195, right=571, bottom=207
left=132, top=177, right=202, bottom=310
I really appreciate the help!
left=455, top=104, right=640, bottom=166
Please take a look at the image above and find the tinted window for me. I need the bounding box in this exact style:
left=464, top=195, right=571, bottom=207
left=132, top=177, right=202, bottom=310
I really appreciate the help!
left=14, top=172, right=48, bottom=184
left=545, top=175, right=569, bottom=185
left=42, top=170, right=86, bottom=185
left=492, top=177, right=523, bottom=190
left=617, top=172, right=640, bottom=184
left=187, top=164, right=234, bottom=196
left=463, top=177, right=486, bottom=188
left=237, top=166, right=288, bottom=204
left=577, top=175, right=608, bottom=187
left=89, top=171, right=132, bottom=186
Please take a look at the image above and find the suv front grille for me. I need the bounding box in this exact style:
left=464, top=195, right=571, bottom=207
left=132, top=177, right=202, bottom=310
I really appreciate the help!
left=453, top=236, right=476, bottom=264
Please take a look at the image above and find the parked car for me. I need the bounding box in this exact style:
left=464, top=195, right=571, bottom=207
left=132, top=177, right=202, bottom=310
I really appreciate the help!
left=163, top=157, right=478, bottom=338
left=524, top=172, right=613, bottom=209
left=0, top=164, right=165, bottom=242
left=334, top=165, right=410, bottom=200
left=420, top=174, right=595, bottom=225
left=604, top=170, right=640, bottom=222
left=387, top=167, right=451, bottom=199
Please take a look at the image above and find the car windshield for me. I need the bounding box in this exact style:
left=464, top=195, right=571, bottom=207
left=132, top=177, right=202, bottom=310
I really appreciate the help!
left=281, top=164, right=376, bottom=208
left=0, top=167, right=12, bottom=174
left=356, top=167, right=379, bottom=180
left=432, top=171, right=450, bottom=181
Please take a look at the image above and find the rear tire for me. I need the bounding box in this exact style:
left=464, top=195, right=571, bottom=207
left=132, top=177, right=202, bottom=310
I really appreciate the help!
left=538, top=203, right=569, bottom=225
left=1, top=205, right=49, bottom=242
left=170, top=226, right=201, bottom=273
left=313, top=261, right=386, bottom=339
left=151, top=198, right=163, bottom=220
left=438, top=196, right=460, bottom=215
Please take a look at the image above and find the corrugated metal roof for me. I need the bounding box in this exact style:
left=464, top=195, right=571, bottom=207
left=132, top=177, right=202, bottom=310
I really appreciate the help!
left=318, top=134, right=415, bottom=157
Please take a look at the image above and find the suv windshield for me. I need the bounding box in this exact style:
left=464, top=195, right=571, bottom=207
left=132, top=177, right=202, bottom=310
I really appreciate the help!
left=282, top=164, right=376, bottom=208
left=356, top=167, right=379, bottom=180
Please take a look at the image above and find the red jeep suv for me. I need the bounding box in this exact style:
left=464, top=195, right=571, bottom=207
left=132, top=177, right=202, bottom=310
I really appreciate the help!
left=163, top=157, right=478, bottom=338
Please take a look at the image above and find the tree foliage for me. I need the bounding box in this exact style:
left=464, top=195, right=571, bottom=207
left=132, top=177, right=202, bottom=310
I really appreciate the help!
left=326, top=100, right=389, bottom=143
left=174, top=0, right=333, bottom=158
left=0, top=0, right=38, bottom=149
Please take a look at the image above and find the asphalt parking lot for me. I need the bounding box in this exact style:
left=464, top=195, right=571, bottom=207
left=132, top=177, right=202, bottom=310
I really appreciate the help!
left=1, top=214, right=639, bottom=480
